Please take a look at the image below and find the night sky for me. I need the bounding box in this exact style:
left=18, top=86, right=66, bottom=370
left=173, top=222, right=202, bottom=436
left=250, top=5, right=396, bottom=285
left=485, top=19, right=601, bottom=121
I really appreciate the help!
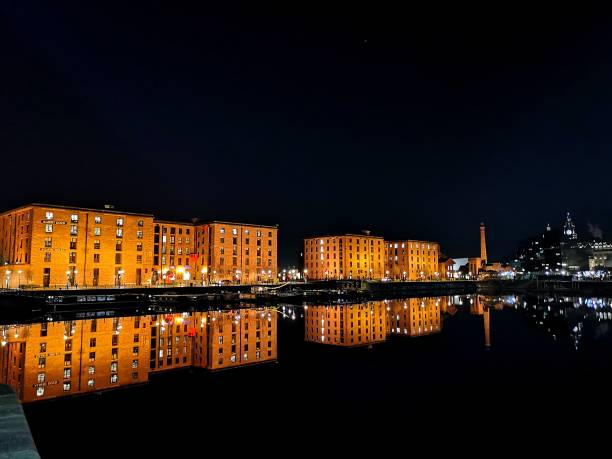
left=3, top=3, right=612, bottom=265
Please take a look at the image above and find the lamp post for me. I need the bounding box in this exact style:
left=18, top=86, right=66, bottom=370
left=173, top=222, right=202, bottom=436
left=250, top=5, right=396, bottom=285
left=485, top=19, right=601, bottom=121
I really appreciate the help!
left=118, top=270, right=125, bottom=288
left=201, top=267, right=207, bottom=286
left=303, top=269, right=308, bottom=282
left=74, top=269, right=78, bottom=289
left=402, top=271, right=407, bottom=282
left=5, top=270, right=11, bottom=289
left=66, top=270, right=71, bottom=289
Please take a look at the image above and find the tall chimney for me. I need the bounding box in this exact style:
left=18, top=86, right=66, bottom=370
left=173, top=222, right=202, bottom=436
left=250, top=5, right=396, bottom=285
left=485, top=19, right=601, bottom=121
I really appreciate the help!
left=480, top=222, right=487, bottom=264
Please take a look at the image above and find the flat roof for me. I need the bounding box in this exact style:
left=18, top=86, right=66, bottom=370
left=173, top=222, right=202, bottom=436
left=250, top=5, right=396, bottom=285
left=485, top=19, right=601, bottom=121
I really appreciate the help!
left=208, top=220, right=279, bottom=229
left=2, top=203, right=154, bottom=217
left=385, top=239, right=439, bottom=244
left=304, top=233, right=384, bottom=240
left=154, top=219, right=196, bottom=226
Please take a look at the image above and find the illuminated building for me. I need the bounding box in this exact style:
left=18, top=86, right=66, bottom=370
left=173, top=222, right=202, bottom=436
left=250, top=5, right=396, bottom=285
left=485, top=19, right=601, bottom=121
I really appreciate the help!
left=304, top=303, right=387, bottom=346
left=385, top=240, right=440, bottom=280
left=193, top=308, right=277, bottom=370
left=196, top=222, right=278, bottom=284
left=303, top=232, right=385, bottom=280
left=0, top=317, right=150, bottom=402
left=152, top=221, right=197, bottom=285
left=438, top=257, right=456, bottom=279
left=386, top=298, right=441, bottom=337
left=0, top=204, right=154, bottom=288
left=0, top=203, right=278, bottom=288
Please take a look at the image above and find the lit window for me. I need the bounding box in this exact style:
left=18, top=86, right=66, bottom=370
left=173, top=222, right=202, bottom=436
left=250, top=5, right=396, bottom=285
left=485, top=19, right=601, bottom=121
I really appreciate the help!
left=45, top=211, right=54, bottom=220
left=63, top=382, right=71, bottom=391
left=116, top=218, right=124, bottom=226
left=71, top=214, right=78, bottom=223
left=45, top=224, right=53, bottom=233
left=110, top=374, right=118, bottom=384
left=88, top=379, right=94, bottom=388
left=37, top=387, right=45, bottom=397
left=94, top=227, right=101, bottom=236
left=95, top=216, right=101, bottom=224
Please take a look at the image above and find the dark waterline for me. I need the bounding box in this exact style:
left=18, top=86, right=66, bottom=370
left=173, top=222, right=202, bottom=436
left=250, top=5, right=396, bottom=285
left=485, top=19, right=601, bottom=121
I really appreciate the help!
left=4, top=294, right=612, bottom=456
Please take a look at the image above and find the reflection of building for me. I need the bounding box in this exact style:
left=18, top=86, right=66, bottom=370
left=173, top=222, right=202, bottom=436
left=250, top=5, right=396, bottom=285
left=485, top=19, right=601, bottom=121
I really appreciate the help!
left=0, top=203, right=155, bottom=288
left=196, top=222, right=279, bottom=284
left=194, top=309, right=277, bottom=370
left=152, top=221, right=197, bottom=285
left=304, top=303, right=387, bottom=346
left=386, top=298, right=441, bottom=337
left=385, top=241, right=440, bottom=280
left=148, top=314, right=195, bottom=372
left=0, top=317, right=150, bottom=402
left=303, top=233, right=385, bottom=280
left=0, top=307, right=278, bottom=403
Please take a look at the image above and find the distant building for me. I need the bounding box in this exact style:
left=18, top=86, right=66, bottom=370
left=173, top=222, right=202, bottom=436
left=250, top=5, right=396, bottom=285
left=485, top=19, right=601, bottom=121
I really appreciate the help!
left=385, top=240, right=440, bottom=280
left=303, top=232, right=385, bottom=280
left=516, top=212, right=612, bottom=273
left=438, top=257, right=456, bottom=279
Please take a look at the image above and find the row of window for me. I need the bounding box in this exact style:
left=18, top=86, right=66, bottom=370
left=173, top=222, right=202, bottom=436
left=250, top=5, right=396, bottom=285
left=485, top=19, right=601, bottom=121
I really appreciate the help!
left=44, top=225, right=143, bottom=238
left=43, top=253, right=142, bottom=264
left=219, top=228, right=271, bottom=237
left=44, top=212, right=144, bottom=227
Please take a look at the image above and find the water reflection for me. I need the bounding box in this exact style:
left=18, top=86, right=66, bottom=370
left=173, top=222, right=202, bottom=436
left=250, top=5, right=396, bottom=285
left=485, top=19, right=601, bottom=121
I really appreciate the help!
left=3, top=294, right=612, bottom=403
left=0, top=307, right=278, bottom=403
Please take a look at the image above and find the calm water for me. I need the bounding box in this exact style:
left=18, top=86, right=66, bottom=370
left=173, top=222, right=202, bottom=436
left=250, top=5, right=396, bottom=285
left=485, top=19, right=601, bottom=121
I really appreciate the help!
left=3, top=294, right=612, bottom=455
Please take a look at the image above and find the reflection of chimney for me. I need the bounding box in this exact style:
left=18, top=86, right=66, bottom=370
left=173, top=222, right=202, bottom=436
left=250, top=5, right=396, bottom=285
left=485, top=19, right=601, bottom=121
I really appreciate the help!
left=483, top=307, right=491, bottom=348
left=480, top=223, right=487, bottom=264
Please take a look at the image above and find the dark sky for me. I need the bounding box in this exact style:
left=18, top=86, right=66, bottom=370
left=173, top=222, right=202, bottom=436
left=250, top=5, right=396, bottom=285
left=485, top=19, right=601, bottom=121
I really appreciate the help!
left=2, top=2, right=612, bottom=265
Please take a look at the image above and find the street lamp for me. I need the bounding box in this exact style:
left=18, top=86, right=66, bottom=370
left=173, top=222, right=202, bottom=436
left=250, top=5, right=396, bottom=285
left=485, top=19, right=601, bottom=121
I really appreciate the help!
left=66, top=270, right=71, bottom=289
left=235, top=270, right=241, bottom=285
left=402, top=271, right=407, bottom=281
left=201, top=267, right=207, bottom=286
left=17, top=270, right=22, bottom=289
left=303, top=269, right=308, bottom=282
left=5, top=270, right=11, bottom=289
left=117, top=270, right=125, bottom=287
